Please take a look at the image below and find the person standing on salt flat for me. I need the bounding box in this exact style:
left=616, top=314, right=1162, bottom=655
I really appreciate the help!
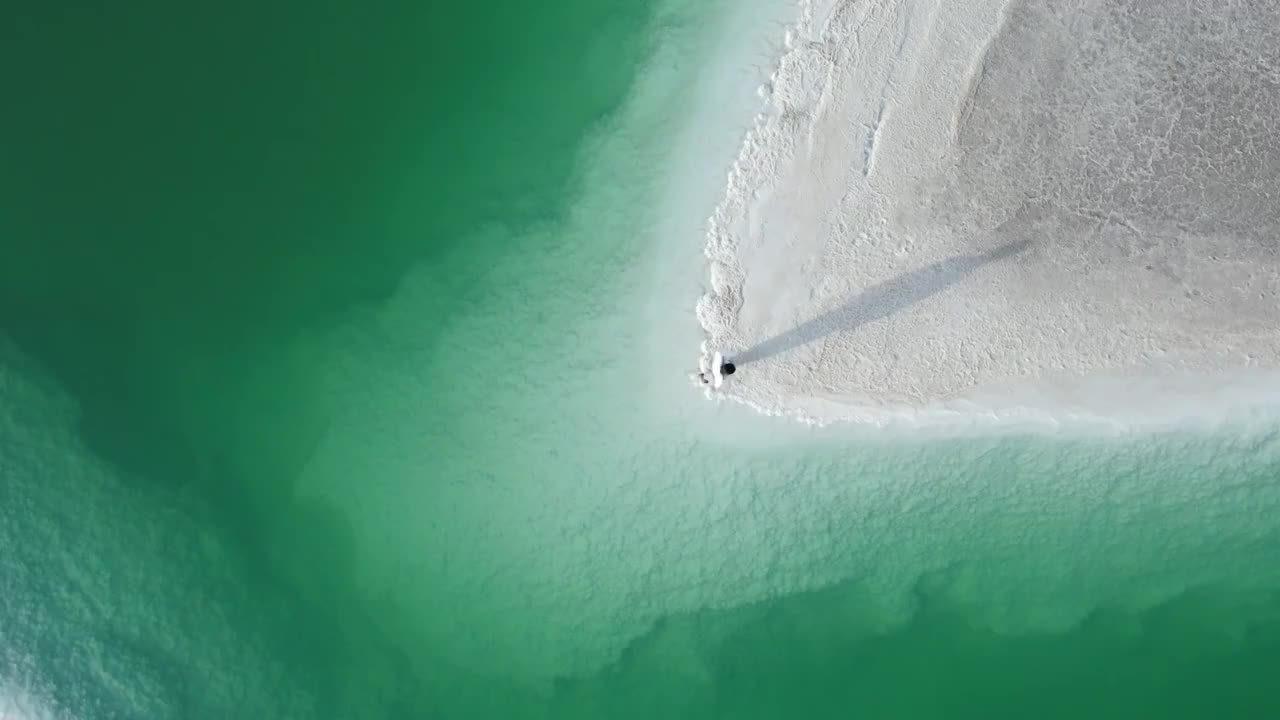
left=699, top=351, right=737, bottom=388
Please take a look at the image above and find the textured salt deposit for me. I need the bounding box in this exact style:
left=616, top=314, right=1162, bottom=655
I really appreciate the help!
left=0, top=340, right=318, bottom=718
left=699, top=0, right=1280, bottom=424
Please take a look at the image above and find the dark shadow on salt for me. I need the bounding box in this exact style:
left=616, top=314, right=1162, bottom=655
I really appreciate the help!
left=732, top=239, right=1031, bottom=366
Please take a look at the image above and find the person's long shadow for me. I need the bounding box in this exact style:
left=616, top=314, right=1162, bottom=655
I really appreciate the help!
left=731, top=239, right=1031, bottom=366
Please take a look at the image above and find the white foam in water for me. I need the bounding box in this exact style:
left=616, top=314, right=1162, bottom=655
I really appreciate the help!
left=698, top=0, right=1280, bottom=428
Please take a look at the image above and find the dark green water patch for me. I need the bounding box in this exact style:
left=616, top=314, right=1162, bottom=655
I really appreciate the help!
left=1, top=0, right=655, bottom=493
left=2, top=2, right=664, bottom=715
left=550, top=578, right=1280, bottom=719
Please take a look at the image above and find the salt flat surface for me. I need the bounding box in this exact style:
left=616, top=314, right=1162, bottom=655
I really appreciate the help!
left=698, top=0, right=1280, bottom=424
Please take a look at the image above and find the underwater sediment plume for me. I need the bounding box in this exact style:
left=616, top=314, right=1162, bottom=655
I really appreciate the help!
left=700, top=0, right=1280, bottom=425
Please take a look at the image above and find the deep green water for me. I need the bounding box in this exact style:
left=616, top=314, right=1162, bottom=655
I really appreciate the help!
left=4, top=1, right=1280, bottom=718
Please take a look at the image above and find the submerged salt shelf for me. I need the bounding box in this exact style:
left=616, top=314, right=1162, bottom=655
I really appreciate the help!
left=698, top=0, right=1280, bottom=425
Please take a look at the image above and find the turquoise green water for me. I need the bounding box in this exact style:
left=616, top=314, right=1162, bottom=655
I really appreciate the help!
left=4, top=1, right=1280, bottom=718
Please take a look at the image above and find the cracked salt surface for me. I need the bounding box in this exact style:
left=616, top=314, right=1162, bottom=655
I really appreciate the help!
left=699, top=0, right=1280, bottom=427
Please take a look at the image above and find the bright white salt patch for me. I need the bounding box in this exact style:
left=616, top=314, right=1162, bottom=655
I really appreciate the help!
left=0, top=673, right=60, bottom=720
left=700, top=0, right=1280, bottom=425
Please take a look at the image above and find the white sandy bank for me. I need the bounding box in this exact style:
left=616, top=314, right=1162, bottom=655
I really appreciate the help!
left=698, top=0, right=1280, bottom=425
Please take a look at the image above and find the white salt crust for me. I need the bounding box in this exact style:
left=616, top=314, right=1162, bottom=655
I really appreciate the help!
left=698, top=0, right=1280, bottom=427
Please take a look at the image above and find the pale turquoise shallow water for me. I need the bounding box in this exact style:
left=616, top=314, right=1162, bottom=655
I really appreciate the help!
left=3, top=0, right=1280, bottom=718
